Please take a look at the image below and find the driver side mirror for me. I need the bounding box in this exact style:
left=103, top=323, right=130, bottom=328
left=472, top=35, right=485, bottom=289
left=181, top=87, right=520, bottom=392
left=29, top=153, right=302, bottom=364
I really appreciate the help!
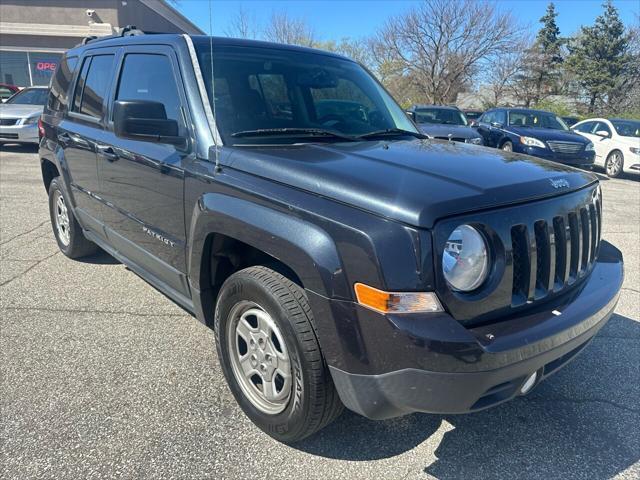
left=595, top=130, right=611, bottom=138
left=113, top=100, right=185, bottom=146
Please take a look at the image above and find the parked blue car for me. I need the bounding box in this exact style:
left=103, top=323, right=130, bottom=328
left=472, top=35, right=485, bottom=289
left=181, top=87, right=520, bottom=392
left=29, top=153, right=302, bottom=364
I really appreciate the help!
left=476, top=108, right=595, bottom=167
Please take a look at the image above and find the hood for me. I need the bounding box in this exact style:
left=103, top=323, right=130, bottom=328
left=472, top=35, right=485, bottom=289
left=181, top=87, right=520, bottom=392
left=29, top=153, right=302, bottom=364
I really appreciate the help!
left=0, top=104, right=43, bottom=118
left=417, top=124, right=481, bottom=140
left=505, top=126, right=589, bottom=144
left=224, top=139, right=597, bottom=228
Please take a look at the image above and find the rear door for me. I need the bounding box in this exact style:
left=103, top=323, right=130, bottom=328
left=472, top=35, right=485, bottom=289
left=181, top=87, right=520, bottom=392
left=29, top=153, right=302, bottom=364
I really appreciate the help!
left=98, top=45, right=192, bottom=299
left=61, top=50, right=117, bottom=235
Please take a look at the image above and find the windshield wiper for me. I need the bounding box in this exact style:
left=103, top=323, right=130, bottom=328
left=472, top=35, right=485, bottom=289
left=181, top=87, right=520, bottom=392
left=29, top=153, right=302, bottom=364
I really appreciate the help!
left=357, top=128, right=428, bottom=140
left=231, top=128, right=357, bottom=142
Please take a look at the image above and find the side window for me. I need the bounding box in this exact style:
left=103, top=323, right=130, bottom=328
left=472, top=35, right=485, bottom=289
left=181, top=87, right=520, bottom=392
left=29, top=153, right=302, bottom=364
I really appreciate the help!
left=574, top=121, right=594, bottom=134
left=115, top=53, right=184, bottom=132
left=72, top=57, right=91, bottom=113
left=594, top=121, right=611, bottom=136
left=481, top=111, right=494, bottom=124
left=494, top=110, right=507, bottom=125
left=72, top=54, right=115, bottom=119
left=48, top=56, right=78, bottom=112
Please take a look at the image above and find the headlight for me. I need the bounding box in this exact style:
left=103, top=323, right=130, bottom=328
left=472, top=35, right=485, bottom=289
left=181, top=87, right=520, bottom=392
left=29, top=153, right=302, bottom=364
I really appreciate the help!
left=630, top=147, right=640, bottom=155
left=442, top=225, right=489, bottom=292
left=586, top=142, right=595, bottom=152
left=22, top=115, right=40, bottom=125
left=465, top=137, right=483, bottom=145
left=520, top=136, right=546, bottom=149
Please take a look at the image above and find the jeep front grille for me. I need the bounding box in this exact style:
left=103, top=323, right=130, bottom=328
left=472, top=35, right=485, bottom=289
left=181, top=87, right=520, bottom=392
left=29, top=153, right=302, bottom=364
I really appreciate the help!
left=433, top=184, right=602, bottom=323
left=547, top=141, right=583, bottom=154
left=510, top=199, right=601, bottom=306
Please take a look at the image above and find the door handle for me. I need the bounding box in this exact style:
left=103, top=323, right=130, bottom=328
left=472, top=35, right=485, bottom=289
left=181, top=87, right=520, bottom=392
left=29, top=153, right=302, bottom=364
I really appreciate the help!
left=97, top=145, right=118, bottom=162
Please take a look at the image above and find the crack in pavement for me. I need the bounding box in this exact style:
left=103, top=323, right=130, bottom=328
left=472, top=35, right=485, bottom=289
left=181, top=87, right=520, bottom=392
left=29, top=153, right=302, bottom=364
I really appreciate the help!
left=621, top=287, right=640, bottom=295
left=521, top=396, right=640, bottom=414
left=0, top=251, right=59, bottom=287
left=0, top=220, right=50, bottom=246
left=1, top=305, right=190, bottom=318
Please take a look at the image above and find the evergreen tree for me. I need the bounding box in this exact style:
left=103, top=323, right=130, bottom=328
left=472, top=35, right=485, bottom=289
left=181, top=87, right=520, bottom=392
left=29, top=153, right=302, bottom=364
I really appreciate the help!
left=566, top=0, right=632, bottom=112
left=513, top=2, right=563, bottom=106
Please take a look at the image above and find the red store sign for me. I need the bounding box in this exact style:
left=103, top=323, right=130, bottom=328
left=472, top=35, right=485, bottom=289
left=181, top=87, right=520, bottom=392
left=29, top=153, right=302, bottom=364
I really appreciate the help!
left=36, top=62, right=57, bottom=72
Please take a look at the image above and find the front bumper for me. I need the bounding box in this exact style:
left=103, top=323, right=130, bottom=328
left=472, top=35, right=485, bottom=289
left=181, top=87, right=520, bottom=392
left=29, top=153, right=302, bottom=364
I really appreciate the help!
left=309, top=241, right=623, bottom=420
left=516, top=144, right=595, bottom=166
left=0, top=123, right=38, bottom=143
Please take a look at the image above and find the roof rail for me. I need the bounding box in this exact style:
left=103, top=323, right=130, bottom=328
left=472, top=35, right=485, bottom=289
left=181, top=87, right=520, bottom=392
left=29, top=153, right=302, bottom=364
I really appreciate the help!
left=78, top=25, right=145, bottom=47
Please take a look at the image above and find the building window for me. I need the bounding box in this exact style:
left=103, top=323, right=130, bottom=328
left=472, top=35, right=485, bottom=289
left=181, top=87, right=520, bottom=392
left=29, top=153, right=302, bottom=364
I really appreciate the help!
left=0, top=51, right=30, bottom=86
left=29, top=52, right=63, bottom=86
left=0, top=50, right=63, bottom=87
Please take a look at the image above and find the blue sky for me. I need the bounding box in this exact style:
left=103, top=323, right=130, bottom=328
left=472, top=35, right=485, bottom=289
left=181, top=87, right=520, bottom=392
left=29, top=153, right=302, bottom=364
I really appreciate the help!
left=175, top=0, right=639, bottom=39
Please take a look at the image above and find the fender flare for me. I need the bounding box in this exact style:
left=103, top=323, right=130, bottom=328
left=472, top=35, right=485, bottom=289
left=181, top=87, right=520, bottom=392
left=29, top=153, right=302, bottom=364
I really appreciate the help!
left=187, top=193, right=347, bottom=300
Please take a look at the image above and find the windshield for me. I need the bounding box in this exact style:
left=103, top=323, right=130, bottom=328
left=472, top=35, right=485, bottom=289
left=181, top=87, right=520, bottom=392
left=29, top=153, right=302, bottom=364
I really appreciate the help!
left=414, top=108, right=467, bottom=126
left=611, top=120, right=640, bottom=138
left=508, top=111, right=568, bottom=130
left=194, top=42, right=417, bottom=145
left=5, top=88, right=48, bottom=106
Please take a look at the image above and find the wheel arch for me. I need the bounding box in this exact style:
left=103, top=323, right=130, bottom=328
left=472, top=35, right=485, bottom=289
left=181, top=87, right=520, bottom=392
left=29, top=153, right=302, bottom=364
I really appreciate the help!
left=40, top=158, right=60, bottom=192
left=187, top=193, right=346, bottom=328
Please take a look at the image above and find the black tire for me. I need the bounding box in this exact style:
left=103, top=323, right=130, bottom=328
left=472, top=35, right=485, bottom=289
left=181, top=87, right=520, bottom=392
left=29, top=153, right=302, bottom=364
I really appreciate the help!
left=605, top=150, right=624, bottom=178
left=501, top=141, right=513, bottom=152
left=215, top=266, right=343, bottom=443
left=48, top=177, right=99, bottom=258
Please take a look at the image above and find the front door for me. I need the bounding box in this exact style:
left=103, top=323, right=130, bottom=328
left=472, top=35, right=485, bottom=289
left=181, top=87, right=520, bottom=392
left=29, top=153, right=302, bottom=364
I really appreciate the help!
left=98, top=45, right=192, bottom=298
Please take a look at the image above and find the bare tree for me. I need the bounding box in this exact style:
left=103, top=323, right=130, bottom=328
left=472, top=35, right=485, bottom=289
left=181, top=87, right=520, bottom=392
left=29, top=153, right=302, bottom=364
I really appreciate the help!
left=374, top=0, right=523, bottom=104
left=263, top=11, right=315, bottom=47
left=486, top=50, right=524, bottom=107
left=224, top=5, right=259, bottom=39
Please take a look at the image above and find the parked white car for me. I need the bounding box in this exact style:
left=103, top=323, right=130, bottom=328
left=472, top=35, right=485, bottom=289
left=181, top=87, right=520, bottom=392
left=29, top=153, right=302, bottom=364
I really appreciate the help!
left=572, top=118, right=640, bottom=178
left=0, top=86, right=48, bottom=145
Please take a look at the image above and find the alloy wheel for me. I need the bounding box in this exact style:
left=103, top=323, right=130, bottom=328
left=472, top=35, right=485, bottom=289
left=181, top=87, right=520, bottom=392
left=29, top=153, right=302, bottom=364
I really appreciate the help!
left=54, top=190, right=71, bottom=246
left=227, top=301, right=292, bottom=414
left=607, top=152, right=622, bottom=177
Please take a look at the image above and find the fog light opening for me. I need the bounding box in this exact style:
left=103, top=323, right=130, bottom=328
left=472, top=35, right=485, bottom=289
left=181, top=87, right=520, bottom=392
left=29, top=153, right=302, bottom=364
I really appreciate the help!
left=520, top=372, right=538, bottom=395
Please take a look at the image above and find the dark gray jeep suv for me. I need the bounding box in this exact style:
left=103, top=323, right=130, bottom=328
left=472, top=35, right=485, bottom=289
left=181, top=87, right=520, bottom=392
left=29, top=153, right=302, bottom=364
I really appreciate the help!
left=39, top=30, right=623, bottom=443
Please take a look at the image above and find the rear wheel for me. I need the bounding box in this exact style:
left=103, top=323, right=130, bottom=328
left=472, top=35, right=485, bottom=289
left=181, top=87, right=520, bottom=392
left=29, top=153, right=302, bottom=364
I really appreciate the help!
left=605, top=150, right=624, bottom=178
left=48, top=177, right=99, bottom=258
left=215, top=266, right=343, bottom=443
left=501, top=141, right=513, bottom=152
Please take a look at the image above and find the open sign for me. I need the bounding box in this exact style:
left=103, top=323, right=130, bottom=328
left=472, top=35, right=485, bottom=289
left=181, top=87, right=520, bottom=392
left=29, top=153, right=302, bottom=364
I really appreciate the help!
left=36, top=62, right=57, bottom=72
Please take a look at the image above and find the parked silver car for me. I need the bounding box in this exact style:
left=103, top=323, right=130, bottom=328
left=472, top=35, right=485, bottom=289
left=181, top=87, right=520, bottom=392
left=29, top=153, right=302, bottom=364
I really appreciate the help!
left=0, top=86, right=48, bottom=145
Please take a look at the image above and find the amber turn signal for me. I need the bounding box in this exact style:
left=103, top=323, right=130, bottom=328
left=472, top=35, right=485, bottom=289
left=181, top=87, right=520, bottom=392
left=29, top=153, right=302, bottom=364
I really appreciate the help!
left=354, top=283, right=443, bottom=314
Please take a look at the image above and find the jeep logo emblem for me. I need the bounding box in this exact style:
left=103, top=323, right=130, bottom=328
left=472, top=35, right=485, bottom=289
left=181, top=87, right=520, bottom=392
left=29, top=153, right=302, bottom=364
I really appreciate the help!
left=550, top=178, right=570, bottom=189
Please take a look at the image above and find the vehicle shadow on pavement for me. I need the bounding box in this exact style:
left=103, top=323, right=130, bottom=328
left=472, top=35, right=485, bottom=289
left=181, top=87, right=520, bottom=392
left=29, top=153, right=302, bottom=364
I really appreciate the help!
left=295, top=313, right=639, bottom=479
left=75, top=249, right=121, bottom=265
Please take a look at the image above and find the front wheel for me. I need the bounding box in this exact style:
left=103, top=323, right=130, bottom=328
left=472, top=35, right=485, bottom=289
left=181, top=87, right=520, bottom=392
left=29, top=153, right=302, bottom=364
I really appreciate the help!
left=215, top=266, right=343, bottom=443
left=501, top=141, right=513, bottom=152
left=605, top=150, right=624, bottom=178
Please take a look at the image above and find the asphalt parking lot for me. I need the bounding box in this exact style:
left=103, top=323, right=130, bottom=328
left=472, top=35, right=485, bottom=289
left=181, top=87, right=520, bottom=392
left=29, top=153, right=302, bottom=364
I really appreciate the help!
left=1, top=144, right=638, bottom=480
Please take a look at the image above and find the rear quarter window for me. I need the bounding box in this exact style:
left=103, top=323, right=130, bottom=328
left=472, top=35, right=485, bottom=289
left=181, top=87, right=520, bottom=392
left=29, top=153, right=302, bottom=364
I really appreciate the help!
left=47, top=56, right=78, bottom=113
